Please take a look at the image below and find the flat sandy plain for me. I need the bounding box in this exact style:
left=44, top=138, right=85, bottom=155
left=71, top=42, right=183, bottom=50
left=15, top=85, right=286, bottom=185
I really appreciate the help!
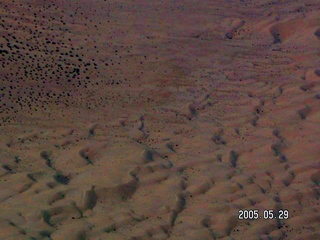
left=0, top=0, right=320, bottom=239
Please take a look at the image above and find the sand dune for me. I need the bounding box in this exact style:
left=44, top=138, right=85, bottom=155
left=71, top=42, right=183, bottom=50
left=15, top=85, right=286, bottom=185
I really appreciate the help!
left=1, top=0, right=320, bottom=239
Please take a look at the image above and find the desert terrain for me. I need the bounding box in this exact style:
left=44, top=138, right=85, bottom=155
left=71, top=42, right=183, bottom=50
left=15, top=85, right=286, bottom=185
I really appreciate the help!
left=0, top=0, right=320, bottom=239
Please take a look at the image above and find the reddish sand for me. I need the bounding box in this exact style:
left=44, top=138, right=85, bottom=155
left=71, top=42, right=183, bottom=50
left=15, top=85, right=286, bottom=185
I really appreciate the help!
left=0, top=0, right=320, bottom=239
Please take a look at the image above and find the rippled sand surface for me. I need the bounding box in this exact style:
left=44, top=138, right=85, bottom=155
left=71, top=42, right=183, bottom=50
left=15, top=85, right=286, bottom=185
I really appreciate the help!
left=1, top=0, right=320, bottom=239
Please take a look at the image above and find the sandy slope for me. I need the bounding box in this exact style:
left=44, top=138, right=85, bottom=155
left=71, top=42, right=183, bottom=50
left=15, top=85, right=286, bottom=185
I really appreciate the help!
left=0, top=0, right=320, bottom=239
